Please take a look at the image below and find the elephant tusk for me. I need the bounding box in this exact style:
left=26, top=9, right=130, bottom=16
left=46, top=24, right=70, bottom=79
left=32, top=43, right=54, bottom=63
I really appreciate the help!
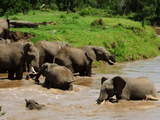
left=100, top=100, right=106, bottom=105
left=108, top=59, right=115, bottom=64
left=31, top=66, right=37, bottom=74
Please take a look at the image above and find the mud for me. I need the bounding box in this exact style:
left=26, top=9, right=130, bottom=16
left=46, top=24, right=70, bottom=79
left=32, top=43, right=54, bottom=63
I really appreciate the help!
left=9, top=31, right=35, bottom=42
left=1, top=56, right=160, bottom=120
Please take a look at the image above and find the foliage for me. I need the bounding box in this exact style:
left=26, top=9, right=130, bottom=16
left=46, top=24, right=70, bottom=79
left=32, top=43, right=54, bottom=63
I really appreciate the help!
left=0, top=0, right=32, bottom=17
left=0, top=0, right=160, bottom=25
left=79, top=9, right=90, bottom=16
left=4, top=10, right=160, bottom=62
left=91, top=18, right=104, bottom=26
left=0, top=106, right=5, bottom=116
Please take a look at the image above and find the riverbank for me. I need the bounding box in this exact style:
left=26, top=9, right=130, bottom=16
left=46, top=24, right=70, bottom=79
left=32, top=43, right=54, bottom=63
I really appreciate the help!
left=2, top=10, right=160, bottom=62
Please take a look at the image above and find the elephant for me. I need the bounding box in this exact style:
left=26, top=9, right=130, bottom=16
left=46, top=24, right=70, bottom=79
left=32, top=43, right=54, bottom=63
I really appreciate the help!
left=25, top=99, right=45, bottom=110
left=0, top=18, right=10, bottom=39
left=97, top=76, right=158, bottom=104
left=54, top=46, right=116, bottom=77
left=0, top=42, right=39, bottom=80
left=34, top=40, right=70, bottom=71
left=34, top=62, right=75, bottom=90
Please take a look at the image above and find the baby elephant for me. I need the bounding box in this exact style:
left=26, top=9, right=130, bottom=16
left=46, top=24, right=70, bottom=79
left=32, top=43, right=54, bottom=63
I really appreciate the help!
left=34, top=63, right=75, bottom=90
left=97, top=76, right=158, bottom=104
left=25, top=99, right=45, bottom=110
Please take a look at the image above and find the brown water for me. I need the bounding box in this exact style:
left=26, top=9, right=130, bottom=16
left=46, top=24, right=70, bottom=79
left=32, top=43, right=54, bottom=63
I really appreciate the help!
left=1, top=56, right=160, bottom=120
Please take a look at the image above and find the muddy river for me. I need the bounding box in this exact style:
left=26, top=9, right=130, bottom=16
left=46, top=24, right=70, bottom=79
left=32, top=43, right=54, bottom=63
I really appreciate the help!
left=0, top=56, right=160, bottom=120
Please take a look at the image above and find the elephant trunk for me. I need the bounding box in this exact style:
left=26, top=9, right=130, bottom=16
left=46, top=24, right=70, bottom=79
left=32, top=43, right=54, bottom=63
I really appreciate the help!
left=107, top=55, right=116, bottom=65
left=30, top=55, right=39, bottom=70
left=97, top=92, right=108, bottom=104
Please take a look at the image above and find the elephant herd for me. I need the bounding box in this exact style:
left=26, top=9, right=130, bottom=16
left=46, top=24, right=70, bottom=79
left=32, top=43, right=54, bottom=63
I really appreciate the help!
left=0, top=18, right=159, bottom=106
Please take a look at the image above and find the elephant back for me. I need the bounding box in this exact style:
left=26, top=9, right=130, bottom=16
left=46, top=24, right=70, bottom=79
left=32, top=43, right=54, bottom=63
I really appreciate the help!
left=48, top=65, right=74, bottom=84
left=124, top=77, right=158, bottom=99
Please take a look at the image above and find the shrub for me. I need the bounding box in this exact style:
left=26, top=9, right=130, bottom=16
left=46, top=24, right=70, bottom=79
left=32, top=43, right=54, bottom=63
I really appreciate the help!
left=91, top=18, right=104, bottom=26
left=72, top=15, right=79, bottom=19
left=60, top=15, right=66, bottom=18
left=50, top=3, right=58, bottom=11
left=79, top=9, right=90, bottom=16
left=10, top=17, right=20, bottom=20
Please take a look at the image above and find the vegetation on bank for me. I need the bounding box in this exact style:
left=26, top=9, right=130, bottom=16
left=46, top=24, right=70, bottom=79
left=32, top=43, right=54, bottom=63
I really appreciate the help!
left=4, top=10, right=159, bottom=62
left=0, top=106, right=5, bottom=116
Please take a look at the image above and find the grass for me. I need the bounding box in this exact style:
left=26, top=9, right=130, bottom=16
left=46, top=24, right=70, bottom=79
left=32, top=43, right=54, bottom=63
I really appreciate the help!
left=0, top=106, right=5, bottom=116
left=1, top=112, right=5, bottom=116
left=1, top=10, right=160, bottom=62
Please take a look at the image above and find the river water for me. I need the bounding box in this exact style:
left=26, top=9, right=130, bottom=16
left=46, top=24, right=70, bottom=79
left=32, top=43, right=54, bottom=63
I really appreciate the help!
left=0, top=56, right=160, bottom=120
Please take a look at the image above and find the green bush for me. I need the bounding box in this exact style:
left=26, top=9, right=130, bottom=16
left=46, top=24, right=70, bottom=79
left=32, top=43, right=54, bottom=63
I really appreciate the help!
left=60, top=15, right=66, bottom=18
left=50, top=3, right=58, bottom=10
left=0, top=9, right=4, bottom=16
left=63, top=19, right=78, bottom=24
left=79, top=9, right=90, bottom=16
left=91, top=18, right=104, bottom=26
left=10, top=17, right=20, bottom=20
left=72, top=15, right=79, bottom=19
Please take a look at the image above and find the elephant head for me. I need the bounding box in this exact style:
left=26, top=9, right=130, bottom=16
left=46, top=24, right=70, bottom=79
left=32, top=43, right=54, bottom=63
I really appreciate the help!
left=23, top=42, right=39, bottom=68
left=34, top=63, right=57, bottom=83
left=97, top=76, right=126, bottom=104
left=38, top=63, right=51, bottom=76
left=25, top=99, right=45, bottom=110
left=85, top=46, right=116, bottom=65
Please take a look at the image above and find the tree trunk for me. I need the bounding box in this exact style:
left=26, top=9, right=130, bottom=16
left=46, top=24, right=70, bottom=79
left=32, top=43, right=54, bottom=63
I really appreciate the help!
left=10, top=20, right=39, bottom=28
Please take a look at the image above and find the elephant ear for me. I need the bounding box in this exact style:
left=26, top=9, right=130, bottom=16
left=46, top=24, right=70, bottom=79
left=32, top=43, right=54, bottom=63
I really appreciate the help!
left=25, top=99, right=28, bottom=103
left=24, top=42, right=37, bottom=62
left=41, top=63, right=49, bottom=71
left=24, top=42, right=34, bottom=55
left=85, top=47, right=97, bottom=61
left=61, top=42, right=70, bottom=48
left=112, top=76, right=126, bottom=94
left=101, top=77, right=114, bottom=90
left=101, top=77, right=108, bottom=85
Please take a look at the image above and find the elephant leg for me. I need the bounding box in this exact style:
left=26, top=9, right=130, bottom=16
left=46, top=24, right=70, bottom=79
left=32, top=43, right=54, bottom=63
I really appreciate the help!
left=116, top=92, right=130, bottom=100
left=39, top=56, right=45, bottom=68
left=79, top=71, right=85, bottom=76
left=66, top=64, right=74, bottom=73
left=16, top=66, right=23, bottom=80
left=26, top=62, right=30, bottom=72
left=8, top=69, right=15, bottom=79
left=109, top=98, right=118, bottom=103
left=23, top=63, right=26, bottom=72
left=86, top=64, right=92, bottom=77
left=43, top=78, right=50, bottom=88
left=68, top=83, right=73, bottom=91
